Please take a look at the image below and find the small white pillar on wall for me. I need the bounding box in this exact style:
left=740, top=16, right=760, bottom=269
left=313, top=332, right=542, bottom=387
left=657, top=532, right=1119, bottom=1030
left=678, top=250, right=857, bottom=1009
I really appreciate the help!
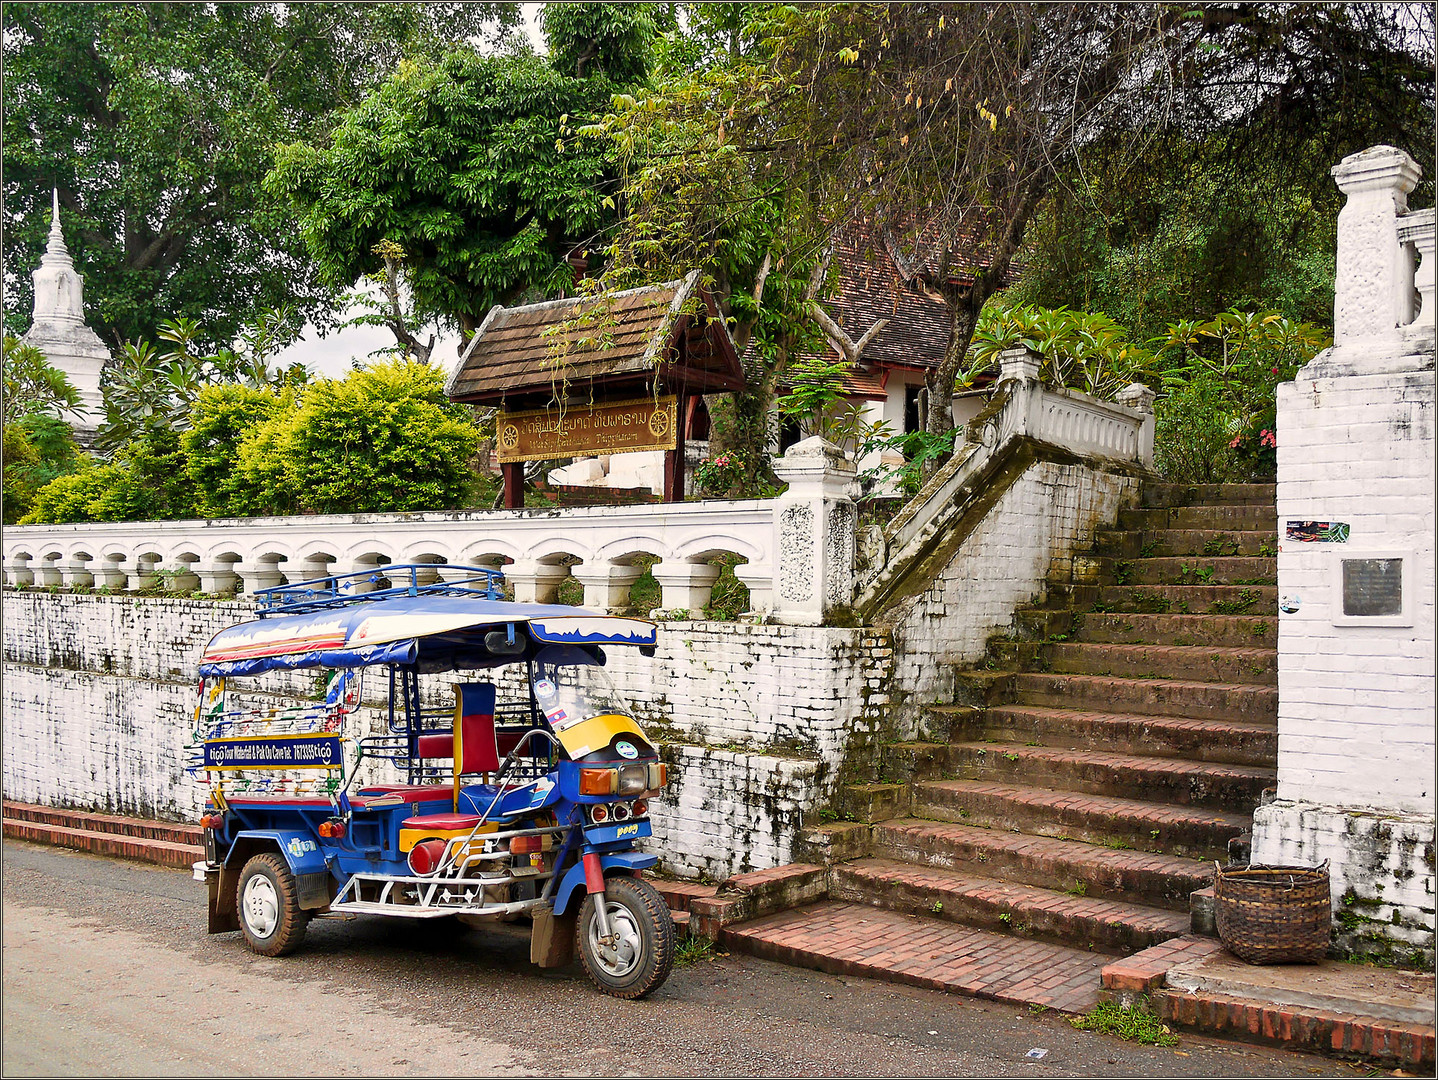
left=769, top=437, right=858, bottom=626
left=651, top=562, right=721, bottom=614
left=506, top=560, right=571, bottom=605
left=1331, top=145, right=1422, bottom=346
left=572, top=562, right=645, bottom=611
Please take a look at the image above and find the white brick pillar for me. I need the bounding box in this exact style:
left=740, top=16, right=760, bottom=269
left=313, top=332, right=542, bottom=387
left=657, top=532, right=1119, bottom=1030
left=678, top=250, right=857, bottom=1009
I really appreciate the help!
left=572, top=562, right=645, bottom=612
left=90, top=553, right=127, bottom=590
left=1331, top=145, right=1421, bottom=345
left=770, top=436, right=858, bottom=626
left=1115, top=382, right=1157, bottom=471
left=121, top=553, right=160, bottom=592
left=34, top=554, right=63, bottom=587
left=234, top=555, right=285, bottom=597
left=507, top=560, right=571, bottom=605
left=733, top=562, right=774, bottom=619
left=195, top=559, right=241, bottom=596
left=58, top=555, right=93, bottom=589
left=5, top=552, right=35, bottom=587
left=651, top=562, right=721, bottom=614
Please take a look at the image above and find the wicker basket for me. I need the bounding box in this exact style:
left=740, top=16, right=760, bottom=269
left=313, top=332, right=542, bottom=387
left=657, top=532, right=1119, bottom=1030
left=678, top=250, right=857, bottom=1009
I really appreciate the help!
left=1214, top=862, right=1331, bottom=964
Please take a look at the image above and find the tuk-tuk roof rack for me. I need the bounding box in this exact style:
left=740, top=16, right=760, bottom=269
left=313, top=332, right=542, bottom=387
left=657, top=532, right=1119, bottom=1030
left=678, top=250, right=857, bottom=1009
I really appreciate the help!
left=254, top=564, right=505, bottom=617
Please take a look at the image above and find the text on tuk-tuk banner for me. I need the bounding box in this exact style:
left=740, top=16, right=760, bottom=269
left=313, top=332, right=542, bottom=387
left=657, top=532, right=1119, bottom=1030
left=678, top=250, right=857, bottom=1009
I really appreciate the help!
left=204, top=732, right=343, bottom=770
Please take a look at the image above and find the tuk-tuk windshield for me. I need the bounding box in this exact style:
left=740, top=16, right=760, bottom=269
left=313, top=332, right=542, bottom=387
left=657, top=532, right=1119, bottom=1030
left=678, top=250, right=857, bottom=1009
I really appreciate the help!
left=531, top=645, right=633, bottom=733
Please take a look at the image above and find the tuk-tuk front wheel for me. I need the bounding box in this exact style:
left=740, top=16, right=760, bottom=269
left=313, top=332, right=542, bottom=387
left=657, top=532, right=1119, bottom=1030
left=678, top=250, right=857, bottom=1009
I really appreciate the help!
left=576, top=876, right=674, bottom=999
left=237, top=853, right=309, bottom=957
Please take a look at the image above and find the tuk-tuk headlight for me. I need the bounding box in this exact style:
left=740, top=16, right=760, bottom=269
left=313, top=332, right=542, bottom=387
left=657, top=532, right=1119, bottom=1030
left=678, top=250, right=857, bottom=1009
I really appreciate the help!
left=617, top=763, right=648, bottom=796
left=579, top=768, right=618, bottom=796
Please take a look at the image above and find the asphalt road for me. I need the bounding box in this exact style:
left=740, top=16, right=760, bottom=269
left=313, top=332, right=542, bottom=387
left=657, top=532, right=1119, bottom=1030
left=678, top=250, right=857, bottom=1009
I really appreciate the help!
left=2, top=841, right=1356, bottom=1078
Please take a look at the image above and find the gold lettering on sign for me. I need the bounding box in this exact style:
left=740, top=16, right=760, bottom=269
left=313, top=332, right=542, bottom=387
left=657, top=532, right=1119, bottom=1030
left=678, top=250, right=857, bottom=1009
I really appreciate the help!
left=496, top=396, right=678, bottom=463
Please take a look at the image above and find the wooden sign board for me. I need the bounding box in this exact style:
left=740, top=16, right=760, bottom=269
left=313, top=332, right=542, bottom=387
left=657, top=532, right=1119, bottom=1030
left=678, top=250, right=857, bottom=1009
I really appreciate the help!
left=496, top=396, right=677, bottom=463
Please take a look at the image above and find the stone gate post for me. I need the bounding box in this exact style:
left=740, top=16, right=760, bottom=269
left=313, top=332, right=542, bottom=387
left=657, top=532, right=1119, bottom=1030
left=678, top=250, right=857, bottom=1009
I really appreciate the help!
left=769, top=436, right=858, bottom=625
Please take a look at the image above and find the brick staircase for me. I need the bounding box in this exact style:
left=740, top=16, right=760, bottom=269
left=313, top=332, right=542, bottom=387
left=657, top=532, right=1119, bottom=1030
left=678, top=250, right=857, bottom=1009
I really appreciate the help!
left=3, top=800, right=203, bottom=868
left=726, top=482, right=1279, bottom=1009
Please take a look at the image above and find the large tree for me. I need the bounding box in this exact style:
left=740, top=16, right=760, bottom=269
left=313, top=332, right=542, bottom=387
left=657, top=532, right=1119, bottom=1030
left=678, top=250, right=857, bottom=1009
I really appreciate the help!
left=2, top=2, right=520, bottom=347
left=598, top=2, right=1434, bottom=451
left=266, top=5, right=666, bottom=349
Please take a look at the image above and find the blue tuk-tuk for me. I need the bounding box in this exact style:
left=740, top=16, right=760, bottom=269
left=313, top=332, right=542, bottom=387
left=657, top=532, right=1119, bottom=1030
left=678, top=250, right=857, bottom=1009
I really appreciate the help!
left=187, top=565, right=675, bottom=999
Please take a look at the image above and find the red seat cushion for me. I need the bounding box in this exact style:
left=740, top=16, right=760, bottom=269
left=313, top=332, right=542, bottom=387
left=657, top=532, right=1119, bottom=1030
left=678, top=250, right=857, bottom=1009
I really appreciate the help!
left=400, top=813, right=482, bottom=831
left=416, top=734, right=454, bottom=759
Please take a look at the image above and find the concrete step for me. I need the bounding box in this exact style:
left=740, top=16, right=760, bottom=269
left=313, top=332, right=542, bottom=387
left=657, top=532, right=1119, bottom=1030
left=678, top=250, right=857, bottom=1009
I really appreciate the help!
left=2, top=800, right=202, bottom=846
left=1046, top=642, right=1274, bottom=684
left=1119, top=505, right=1278, bottom=531
left=911, top=779, right=1251, bottom=860
left=944, top=742, right=1273, bottom=813
left=1013, top=672, right=1279, bottom=723
left=1094, top=528, right=1275, bottom=559
left=991, top=640, right=1276, bottom=685
left=831, top=857, right=1190, bottom=954
left=1140, top=484, right=1275, bottom=508
left=721, top=900, right=1106, bottom=1013
left=1093, top=583, right=1277, bottom=616
left=976, top=704, right=1278, bottom=766
left=3, top=817, right=202, bottom=869
left=871, top=818, right=1214, bottom=911
left=1062, top=612, right=1277, bottom=649
left=1105, top=556, right=1275, bottom=587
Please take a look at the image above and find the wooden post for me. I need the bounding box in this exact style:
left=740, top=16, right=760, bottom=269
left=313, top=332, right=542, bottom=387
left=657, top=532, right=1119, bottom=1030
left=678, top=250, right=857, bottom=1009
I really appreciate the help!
left=663, top=392, right=688, bottom=502
left=502, top=462, right=524, bottom=509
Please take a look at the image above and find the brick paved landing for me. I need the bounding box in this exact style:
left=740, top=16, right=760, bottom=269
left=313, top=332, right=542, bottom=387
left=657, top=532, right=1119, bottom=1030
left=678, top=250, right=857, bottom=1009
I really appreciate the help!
left=722, top=900, right=1105, bottom=1013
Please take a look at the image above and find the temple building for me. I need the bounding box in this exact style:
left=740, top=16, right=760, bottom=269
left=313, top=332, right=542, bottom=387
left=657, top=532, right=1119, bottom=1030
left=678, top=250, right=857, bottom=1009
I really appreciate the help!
left=23, top=190, right=112, bottom=441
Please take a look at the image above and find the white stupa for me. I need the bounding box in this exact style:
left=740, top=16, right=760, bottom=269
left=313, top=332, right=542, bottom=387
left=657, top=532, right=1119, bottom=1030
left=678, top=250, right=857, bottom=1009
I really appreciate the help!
left=23, top=189, right=112, bottom=437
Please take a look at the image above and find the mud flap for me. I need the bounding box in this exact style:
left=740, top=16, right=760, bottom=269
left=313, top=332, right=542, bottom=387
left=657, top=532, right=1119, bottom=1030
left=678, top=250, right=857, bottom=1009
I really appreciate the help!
left=207, top=865, right=241, bottom=933
left=530, top=907, right=577, bottom=968
left=295, top=871, right=334, bottom=912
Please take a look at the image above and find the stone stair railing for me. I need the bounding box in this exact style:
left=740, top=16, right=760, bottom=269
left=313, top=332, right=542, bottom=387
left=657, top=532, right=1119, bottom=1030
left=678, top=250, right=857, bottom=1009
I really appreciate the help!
left=855, top=347, right=1155, bottom=615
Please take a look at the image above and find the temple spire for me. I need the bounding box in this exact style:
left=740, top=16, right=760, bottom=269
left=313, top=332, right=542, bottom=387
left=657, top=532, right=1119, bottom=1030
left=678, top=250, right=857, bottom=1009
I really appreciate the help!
left=41, top=187, right=72, bottom=266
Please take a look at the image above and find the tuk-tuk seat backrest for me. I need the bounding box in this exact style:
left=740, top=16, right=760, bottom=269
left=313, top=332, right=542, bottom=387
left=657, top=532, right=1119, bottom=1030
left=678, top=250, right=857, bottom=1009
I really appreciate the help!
left=415, top=683, right=500, bottom=774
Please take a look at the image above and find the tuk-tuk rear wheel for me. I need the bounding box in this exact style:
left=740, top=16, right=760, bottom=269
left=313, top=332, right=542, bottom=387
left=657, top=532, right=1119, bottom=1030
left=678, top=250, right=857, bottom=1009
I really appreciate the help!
left=576, top=876, right=674, bottom=1000
left=237, top=852, right=309, bottom=957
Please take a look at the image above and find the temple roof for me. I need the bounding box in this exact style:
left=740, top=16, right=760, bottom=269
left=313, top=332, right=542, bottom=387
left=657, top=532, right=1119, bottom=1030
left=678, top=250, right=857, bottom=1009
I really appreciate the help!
left=445, top=271, right=743, bottom=407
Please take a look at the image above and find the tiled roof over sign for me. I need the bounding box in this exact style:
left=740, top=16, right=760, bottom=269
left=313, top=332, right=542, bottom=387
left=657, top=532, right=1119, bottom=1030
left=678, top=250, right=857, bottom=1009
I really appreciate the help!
left=445, top=271, right=742, bottom=406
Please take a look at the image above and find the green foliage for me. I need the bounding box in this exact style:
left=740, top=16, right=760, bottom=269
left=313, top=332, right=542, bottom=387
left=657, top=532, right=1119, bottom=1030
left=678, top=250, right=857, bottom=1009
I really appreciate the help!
left=860, top=429, right=958, bottom=500
left=3, top=3, right=520, bottom=343
left=3, top=336, right=81, bottom=425
left=4, top=413, right=85, bottom=523
left=540, top=3, right=664, bottom=83
left=692, top=451, right=747, bottom=499
left=970, top=304, right=1158, bottom=400
left=181, top=384, right=289, bottom=518
left=776, top=356, right=893, bottom=452
left=673, top=933, right=716, bottom=967
left=266, top=46, right=620, bottom=337
left=1068, top=998, right=1178, bottom=1047
left=20, top=462, right=145, bottom=524
left=275, top=360, right=483, bottom=514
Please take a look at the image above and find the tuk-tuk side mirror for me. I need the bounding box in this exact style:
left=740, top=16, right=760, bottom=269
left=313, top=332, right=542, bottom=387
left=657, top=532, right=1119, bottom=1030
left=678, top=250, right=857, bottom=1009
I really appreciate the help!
left=639, top=645, right=655, bottom=657
left=484, top=630, right=527, bottom=655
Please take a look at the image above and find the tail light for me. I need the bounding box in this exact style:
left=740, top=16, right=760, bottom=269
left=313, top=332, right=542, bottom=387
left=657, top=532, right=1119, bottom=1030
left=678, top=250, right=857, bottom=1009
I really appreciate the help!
left=200, top=813, right=224, bottom=830
left=579, top=768, right=617, bottom=795
left=612, top=803, right=631, bottom=821
left=589, top=804, right=609, bottom=823
left=632, top=799, right=648, bottom=817
left=509, top=835, right=543, bottom=855
left=318, top=820, right=345, bottom=839
left=407, top=838, right=448, bottom=876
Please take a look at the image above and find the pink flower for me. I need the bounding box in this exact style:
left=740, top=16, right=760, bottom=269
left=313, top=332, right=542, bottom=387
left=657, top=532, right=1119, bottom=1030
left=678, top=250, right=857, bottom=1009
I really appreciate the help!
left=1272, top=367, right=1279, bottom=375
left=1259, top=429, right=1277, bottom=448
left=1229, top=434, right=1244, bottom=448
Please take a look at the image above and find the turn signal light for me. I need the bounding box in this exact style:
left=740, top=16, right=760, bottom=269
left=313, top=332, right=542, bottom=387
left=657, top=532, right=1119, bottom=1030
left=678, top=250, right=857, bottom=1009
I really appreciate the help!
left=579, top=768, right=617, bottom=795
left=632, top=799, right=648, bottom=817
left=318, top=820, right=345, bottom=839
left=509, top=835, right=542, bottom=855
left=647, top=763, right=668, bottom=790
left=200, top=813, right=224, bottom=830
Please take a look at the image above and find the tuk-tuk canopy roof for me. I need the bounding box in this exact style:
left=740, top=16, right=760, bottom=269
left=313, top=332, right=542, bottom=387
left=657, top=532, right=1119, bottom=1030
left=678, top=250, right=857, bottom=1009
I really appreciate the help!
left=199, top=595, right=658, bottom=678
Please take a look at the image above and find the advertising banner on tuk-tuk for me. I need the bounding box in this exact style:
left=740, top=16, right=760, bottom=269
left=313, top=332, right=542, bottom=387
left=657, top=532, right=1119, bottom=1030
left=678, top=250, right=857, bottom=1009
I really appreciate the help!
left=204, top=732, right=342, bottom=770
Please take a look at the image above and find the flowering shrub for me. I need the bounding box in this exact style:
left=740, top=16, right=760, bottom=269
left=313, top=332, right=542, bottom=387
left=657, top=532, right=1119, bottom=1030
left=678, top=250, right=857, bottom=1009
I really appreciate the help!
left=693, top=451, right=746, bottom=497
